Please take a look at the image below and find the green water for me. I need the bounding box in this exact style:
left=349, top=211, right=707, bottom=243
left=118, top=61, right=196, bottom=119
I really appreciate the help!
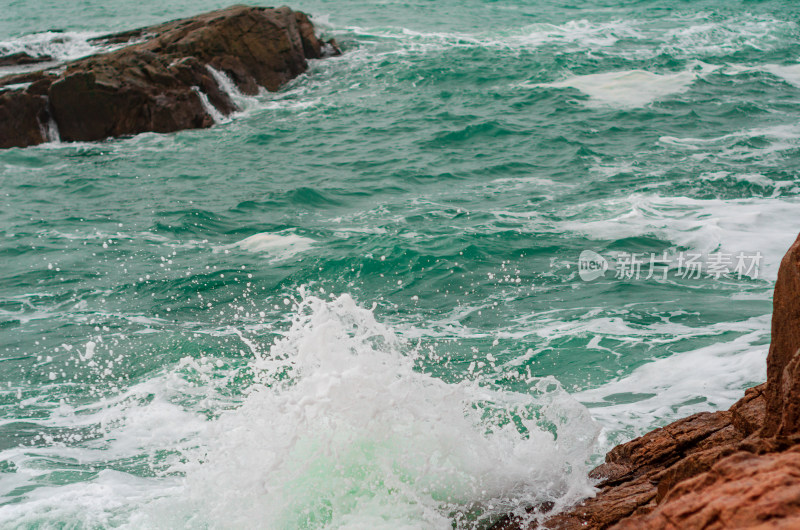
left=1, top=0, right=799, bottom=527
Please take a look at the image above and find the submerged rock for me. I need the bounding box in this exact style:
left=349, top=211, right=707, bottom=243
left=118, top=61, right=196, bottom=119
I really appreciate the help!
left=0, top=51, right=54, bottom=67
left=495, top=233, right=800, bottom=529
left=0, top=5, right=340, bottom=148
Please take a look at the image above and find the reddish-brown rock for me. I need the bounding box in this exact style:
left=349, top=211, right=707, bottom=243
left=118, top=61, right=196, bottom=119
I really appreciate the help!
left=612, top=448, right=800, bottom=529
left=0, top=90, right=48, bottom=149
left=47, top=55, right=222, bottom=142
left=0, top=5, right=340, bottom=148
left=763, top=233, right=800, bottom=437
left=493, top=234, right=800, bottom=530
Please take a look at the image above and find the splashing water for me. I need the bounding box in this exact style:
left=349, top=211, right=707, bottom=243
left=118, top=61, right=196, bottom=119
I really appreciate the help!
left=130, top=293, right=598, bottom=529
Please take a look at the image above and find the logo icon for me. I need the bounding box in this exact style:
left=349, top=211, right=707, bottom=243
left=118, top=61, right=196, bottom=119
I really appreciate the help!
left=579, top=250, right=608, bottom=281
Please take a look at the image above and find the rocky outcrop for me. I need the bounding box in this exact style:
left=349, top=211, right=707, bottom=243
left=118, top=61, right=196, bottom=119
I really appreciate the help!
left=763, top=232, right=800, bottom=438
left=494, top=233, right=800, bottom=529
left=0, top=5, right=339, bottom=148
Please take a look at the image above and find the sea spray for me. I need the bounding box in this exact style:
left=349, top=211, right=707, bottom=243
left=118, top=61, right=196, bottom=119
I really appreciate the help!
left=139, top=292, right=599, bottom=528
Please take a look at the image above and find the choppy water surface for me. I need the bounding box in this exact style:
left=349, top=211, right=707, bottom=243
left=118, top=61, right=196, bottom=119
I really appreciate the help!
left=1, top=0, right=799, bottom=527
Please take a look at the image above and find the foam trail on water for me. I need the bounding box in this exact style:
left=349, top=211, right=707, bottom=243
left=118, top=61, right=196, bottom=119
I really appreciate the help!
left=760, top=63, right=800, bottom=87
left=719, top=63, right=800, bottom=88
left=339, top=14, right=790, bottom=59
left=557, top=194, right=800, bottom=279
left=0, top=31, right=144, bottom=75
left=526, top=61, right=720, bottom=108
left=574, top=315, right=769, bottom=453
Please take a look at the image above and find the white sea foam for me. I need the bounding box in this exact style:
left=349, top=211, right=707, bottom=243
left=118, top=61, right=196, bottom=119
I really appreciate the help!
left=574, top=315, right=769, bottom=453
left=0, top=353, right=222, bottom=526
left=659, top=123, right=800, bottom=164
left=0, top=294, right=600, bottom=529
left=589, top=160, right=637, bottom=179
left=487, top=176, right=575, bottom=193
left=717, top=62, right=800, bottom=88
left=337, top=18, right=646, bottom=59
left=332, top=226, right=389, bottom=239
left=509, top=19, right=644, bottom=50
left=219, top=232, right=316, bottom=262
left=486, top=193, right=800, bottom=281
left=527, top=62, right=720, bottom=108
left=387, top=19, right=644, bottom=52
left=657, top=15, right=795, bottom=58
left=149, top=294, right=597, bottom=528
left=761, top=63, right=800, bottom=87
left=558, top=194, right=800, bottom=280
left=0, top=471, right=179, bottom=527
left=700, top=171, right=776, bottom=189
left=0, top=31, right=130, bottom=74
left=340, top=13, right=791, bottom=60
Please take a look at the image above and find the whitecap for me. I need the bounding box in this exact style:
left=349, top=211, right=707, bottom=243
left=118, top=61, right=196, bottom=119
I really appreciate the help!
left=718, top=62, right=800, bottom=87
left=219, top=232, right=316, bottom=262
left=658, top=123, right=800, bottom=162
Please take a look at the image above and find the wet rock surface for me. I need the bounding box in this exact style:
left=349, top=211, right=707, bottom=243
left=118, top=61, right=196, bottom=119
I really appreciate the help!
left=0, top=5, right=339, bottom=148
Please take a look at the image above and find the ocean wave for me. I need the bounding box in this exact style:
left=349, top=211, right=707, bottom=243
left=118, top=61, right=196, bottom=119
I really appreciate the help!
left=657, top=14, right=796, bottom=58
left=719, top=61, right=800, bottom=88
left=0, top=293, right=599, bottom=529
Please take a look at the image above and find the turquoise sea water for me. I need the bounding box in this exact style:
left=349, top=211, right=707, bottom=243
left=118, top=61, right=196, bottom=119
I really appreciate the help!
left=1, top=0, right=800, bottom=527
